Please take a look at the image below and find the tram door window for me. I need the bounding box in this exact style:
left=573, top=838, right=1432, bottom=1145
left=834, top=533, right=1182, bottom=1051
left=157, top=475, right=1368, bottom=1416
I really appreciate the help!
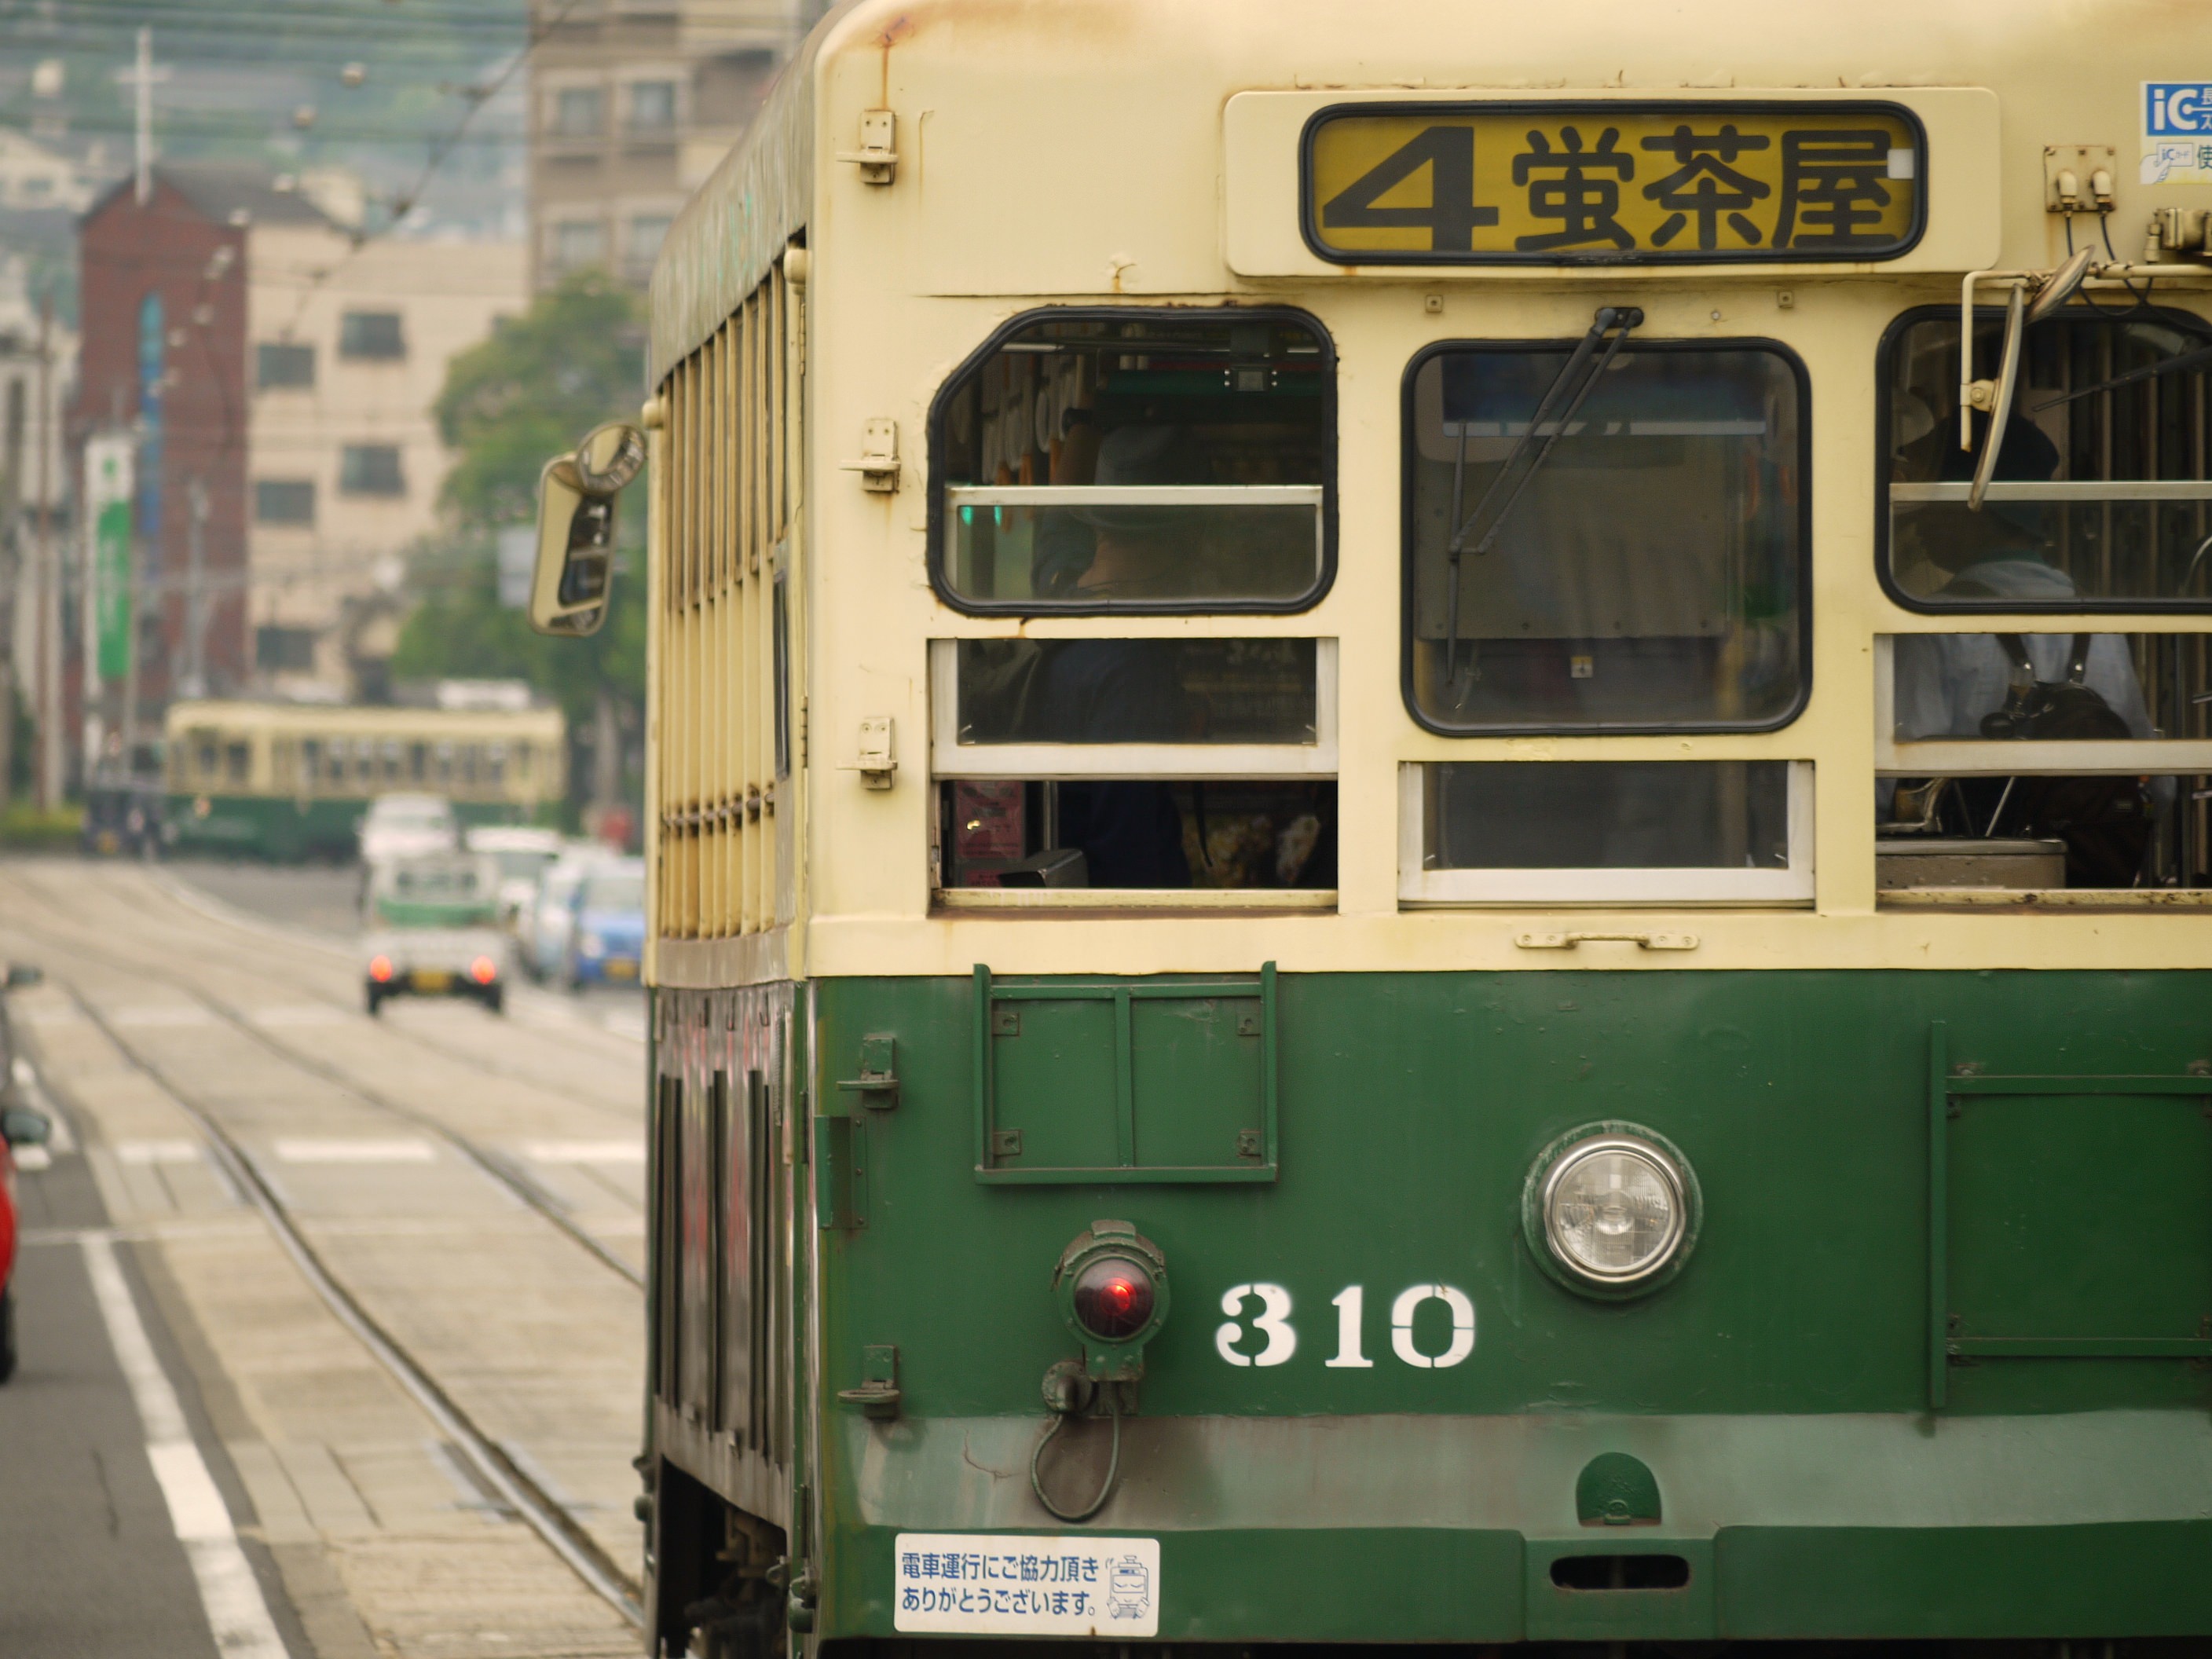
left=1404, top=341, right=1808, bottom=733
left=1882, top=309, right=2212, bottom=607
left=300, top=739, right=321, bottom=791
left=225, top=742, right=251, bottom=786
left=930, top=309, right=1335, bottom=613
left=1878, top=308, right=2212, bottom=893
left=932, top=639, right=1335, bottom=894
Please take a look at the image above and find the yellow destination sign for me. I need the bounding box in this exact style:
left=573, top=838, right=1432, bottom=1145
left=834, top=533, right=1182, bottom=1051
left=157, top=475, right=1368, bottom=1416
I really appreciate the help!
left=1302, top=102, right=1924, bottom=265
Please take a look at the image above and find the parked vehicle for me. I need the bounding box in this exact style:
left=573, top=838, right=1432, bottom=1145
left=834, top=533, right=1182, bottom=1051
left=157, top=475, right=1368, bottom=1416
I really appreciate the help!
left=1, top=961, right=50, bottom=1383
left=466, top=824, right=566, bottom=931
left=519, top=847, right=610, bottom=982
left=360, top=852, right=507, bottom=1016
left=562, top=859, right=644, bottom=990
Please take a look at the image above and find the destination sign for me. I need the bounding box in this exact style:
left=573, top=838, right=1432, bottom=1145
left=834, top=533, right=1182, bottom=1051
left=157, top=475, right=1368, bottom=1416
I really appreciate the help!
left=1302, top=101, right=1925, bottom=266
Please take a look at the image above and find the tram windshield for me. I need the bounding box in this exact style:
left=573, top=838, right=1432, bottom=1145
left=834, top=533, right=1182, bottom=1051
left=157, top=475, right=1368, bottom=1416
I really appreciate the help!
left=1884, top=310, right=2212, bottom=607
left=1405, top=342, right=1807, bottom=731
left=932, top=312, right=1333, bottom=610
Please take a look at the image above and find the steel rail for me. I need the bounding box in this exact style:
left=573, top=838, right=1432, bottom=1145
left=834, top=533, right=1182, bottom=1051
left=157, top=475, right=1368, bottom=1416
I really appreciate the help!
left=0, top=875, right=645, bottom=1290
left=52, top=978, right=646, bottom=1628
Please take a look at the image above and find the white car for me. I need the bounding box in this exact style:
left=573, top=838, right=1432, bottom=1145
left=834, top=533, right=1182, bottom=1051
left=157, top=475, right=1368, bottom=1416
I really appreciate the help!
left=360, top=852, right=508, bottom=1016
left=519, top=846, right=613, bottom=982
left=357, top=793, right=459, bottom=868
left=466, top=824, right=566, bottom=932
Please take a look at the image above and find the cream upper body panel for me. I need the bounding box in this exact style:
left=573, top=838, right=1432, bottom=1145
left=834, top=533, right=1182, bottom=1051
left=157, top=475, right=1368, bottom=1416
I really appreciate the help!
left=648, top=0, right=2212, bottom=982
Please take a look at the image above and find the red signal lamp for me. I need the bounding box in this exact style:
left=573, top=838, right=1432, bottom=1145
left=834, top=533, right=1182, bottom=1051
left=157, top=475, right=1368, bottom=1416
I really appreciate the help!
left=1053, top=1221, right=1170, bottom=1382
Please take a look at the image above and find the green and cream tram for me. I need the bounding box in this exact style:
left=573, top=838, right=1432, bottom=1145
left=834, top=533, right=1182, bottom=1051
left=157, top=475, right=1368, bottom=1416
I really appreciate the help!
left=163, top=698, right=566, bottom=860
left=528, top=1, right=2212, bottom=1647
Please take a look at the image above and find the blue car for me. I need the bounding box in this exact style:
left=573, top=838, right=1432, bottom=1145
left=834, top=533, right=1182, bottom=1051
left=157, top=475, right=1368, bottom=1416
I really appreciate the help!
left=563, top=858, right=645, bottom=990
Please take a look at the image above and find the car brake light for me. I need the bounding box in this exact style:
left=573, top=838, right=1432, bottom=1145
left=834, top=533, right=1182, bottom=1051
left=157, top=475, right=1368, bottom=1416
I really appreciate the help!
left=470, top=956, right=498, bottom=984
left=368, top=955, right=394, bottom=983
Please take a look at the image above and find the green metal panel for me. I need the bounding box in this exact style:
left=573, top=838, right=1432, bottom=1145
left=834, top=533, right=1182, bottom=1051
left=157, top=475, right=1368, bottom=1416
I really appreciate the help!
left=781, top=969, right=2212, bottom=1642
left=972, top=964, right=1279, bottom=1183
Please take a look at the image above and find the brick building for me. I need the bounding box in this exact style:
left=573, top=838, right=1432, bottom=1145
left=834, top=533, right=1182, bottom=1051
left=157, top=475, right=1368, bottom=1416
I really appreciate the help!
left=75, top=163, right=314, bottom=712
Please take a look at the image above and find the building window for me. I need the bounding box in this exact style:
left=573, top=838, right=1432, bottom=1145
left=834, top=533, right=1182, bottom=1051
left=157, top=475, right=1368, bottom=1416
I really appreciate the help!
left=551, top=218, right=607, bottom=271
left=255, top=479, right=316, bottom=525
left=338, top=310, right=405, bottom=361
left=626, top=214, right=671, bottom=266
left=551, top=85, right=605, bottom=138
left=627, top=79, right=676, bottom=133
left=255, top=625, right=317, bottom=672
left=339, top=445, right=405, bottom=496
left=256, top=342, right=314, bottom=389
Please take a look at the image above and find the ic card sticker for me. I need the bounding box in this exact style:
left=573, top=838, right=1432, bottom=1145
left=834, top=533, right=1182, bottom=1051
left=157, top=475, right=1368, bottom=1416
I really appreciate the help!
left=893, top=1533, right=1159, bottom=1636
left=2143, top=82, right=2212, bottom=183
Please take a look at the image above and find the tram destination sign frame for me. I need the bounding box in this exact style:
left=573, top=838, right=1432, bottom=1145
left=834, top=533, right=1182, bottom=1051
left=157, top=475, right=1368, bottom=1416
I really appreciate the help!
left=1300, top=100, right=1928, bottom=266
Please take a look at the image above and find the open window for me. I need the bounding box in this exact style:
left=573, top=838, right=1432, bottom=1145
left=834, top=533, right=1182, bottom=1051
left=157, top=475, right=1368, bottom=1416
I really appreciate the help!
left=1875, top=632, right=2212, bottom=898
left=1403, top=336, right=1808, bottom=734
left=1881, top=306, right=2212, bottom=610
left=932, top=638, right=1336, bottom=908
left=928, top=309, right=1335, bottom=614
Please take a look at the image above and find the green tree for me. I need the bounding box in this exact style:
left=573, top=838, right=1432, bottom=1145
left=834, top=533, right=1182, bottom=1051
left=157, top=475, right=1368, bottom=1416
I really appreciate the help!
left=436, top=270, right=647, bottom=529
left=394, top=272, right=650, bottom=831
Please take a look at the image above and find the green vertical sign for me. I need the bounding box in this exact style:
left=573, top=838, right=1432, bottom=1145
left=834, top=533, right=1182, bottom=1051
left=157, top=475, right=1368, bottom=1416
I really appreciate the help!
left=86, top=435, right=133, bottom=682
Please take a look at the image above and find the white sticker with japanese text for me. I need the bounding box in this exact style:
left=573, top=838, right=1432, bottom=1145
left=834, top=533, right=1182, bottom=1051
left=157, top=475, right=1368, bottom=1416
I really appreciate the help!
left=893, top=1533, right=1159, bottom=1636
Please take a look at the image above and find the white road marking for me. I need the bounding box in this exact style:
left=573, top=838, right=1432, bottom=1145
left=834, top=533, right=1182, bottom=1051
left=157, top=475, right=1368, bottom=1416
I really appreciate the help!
left=118, top=1139, right=207, bottom=1166
left=82, top=1235, right=289, bottom=1659
left=519, top=1139, right=645, bottom=1165
left=271, top=1137, right=436, bottom=1166
left=245, top=1005, right=347, bottom=1028
left=11, top=1144, right=50, bottom=1170
left=108, top=1005, right=214, bottom=1027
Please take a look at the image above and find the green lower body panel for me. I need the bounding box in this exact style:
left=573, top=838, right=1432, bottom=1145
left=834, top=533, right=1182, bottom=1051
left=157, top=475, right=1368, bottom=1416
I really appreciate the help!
left=648, top=969, right=2212, bottom=1644
left=822, top=1408, right=2212, bottom=1640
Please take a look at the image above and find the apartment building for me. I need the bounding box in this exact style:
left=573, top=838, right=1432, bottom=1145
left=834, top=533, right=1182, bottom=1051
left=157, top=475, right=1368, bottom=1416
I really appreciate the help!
left=528, top=0, right=812, bottom=290
left=78, top=163, right=524, bottom=711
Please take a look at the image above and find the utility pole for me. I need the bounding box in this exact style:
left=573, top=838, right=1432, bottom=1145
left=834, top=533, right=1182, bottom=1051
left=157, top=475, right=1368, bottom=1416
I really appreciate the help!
left=115, top=27, right=170, bottom=207
left=33, top=288, right=57, bottom=811
left=181, top=474, right=207, bottom=699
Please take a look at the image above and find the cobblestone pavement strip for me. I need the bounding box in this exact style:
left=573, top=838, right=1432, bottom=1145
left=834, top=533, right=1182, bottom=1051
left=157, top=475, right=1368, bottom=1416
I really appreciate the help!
left=1, top=859, right=649, bottom=1658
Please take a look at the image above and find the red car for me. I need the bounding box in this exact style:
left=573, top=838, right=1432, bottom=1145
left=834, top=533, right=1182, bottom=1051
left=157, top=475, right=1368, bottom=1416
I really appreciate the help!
left=1, top=963, right=51, bottom=1383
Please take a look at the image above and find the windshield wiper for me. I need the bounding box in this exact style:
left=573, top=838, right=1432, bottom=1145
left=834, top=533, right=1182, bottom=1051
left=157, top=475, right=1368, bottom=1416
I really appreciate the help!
left=1441, top=305, right=1642, bottom=698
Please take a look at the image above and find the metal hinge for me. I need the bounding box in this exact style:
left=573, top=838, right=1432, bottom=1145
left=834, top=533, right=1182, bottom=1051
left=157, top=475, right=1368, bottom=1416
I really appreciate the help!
left=836, top=109, right=898, bottom=185
left=838, top=417, right=899, bottom=491
left=836, top=1033, right=899, bottom=1108
left=837, top=1344, right=902, bottom=1419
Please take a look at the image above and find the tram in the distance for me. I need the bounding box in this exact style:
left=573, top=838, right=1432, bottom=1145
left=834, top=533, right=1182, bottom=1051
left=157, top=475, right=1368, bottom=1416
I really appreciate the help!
left=527, top=2, right=2212, bottom=1650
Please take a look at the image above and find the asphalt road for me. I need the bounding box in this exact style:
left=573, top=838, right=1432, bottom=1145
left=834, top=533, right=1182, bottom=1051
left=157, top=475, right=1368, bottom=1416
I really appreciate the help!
left=0, top=1095, right=303, bottom=1657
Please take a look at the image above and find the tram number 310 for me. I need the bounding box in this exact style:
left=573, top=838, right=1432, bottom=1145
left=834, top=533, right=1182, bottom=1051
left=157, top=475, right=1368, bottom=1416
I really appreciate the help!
left=1215, top=1283, right=1476, bottom=1371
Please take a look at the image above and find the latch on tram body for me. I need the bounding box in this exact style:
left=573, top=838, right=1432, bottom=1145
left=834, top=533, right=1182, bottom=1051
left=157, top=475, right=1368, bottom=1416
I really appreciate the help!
left=837, top=108, right=898, bottom=185
left=839, top=417, right=900, bottom=492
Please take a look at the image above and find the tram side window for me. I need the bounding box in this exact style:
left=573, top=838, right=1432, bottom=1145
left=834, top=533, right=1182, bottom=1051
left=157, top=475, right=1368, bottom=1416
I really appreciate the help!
left=1877, top=631, right=2212, bottom=892
left=225, top=742, right=251, bottom=786
left=1404, top=341, right=1807, bottom=733
left=301, top=739, right=322, bottom=789
left=930, top=309, right=1335, bottom=613
left=933, top=638, right=1335, bottom=895
left=1883, top=308, right=2212, bottom=607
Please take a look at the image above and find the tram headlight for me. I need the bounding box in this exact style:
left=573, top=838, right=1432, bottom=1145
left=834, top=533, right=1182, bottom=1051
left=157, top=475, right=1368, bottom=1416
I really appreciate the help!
left=1526, top=1126, right=1699, bottom=1295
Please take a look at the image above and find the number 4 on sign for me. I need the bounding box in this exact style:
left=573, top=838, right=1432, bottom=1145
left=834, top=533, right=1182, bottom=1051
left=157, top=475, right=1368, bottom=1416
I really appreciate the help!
left=1320, top=126, right=1500, bottom=252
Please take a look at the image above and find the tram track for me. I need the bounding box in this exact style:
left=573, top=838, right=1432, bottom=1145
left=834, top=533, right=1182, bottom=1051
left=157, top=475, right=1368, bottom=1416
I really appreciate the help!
left=49, top=976, right=647, bottom=1628
left=1, top=860, right=642, bottom=1123
left=0, top=871, right=646, bottom=1289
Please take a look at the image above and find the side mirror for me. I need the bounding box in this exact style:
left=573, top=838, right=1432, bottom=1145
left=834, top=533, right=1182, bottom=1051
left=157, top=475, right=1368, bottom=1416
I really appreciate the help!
left=2, top=1104, right=51, bottom=1148
left=6, top=962, right=43, bottom=989
left=528, top=421, right=646, bottom=639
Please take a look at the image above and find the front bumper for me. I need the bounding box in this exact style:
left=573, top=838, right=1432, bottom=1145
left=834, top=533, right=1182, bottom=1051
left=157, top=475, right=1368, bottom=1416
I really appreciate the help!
left=819, top=1408, right=2212, bottom=1641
